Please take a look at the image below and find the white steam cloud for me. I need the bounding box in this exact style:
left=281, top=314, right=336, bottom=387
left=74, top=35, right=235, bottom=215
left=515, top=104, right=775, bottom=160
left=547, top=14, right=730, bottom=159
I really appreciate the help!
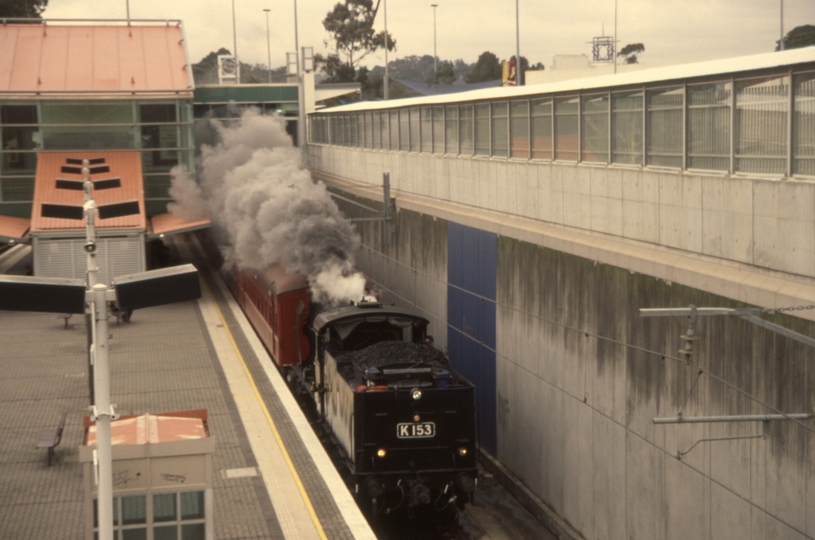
left=169, top=108, right=365, bottom=305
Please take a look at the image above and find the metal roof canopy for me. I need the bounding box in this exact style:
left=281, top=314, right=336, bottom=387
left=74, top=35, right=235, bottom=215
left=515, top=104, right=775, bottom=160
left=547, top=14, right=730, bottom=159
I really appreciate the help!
left=0, top=20, right=193, bottom=98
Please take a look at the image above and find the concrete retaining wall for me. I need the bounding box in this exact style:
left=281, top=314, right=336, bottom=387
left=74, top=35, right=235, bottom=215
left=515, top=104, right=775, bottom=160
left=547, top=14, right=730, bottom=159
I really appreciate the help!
left=314, top=145, right=815, bottom=540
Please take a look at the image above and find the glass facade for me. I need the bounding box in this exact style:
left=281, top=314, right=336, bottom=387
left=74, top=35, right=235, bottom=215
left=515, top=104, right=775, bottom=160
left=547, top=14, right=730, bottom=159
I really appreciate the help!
left=0, top=99, right=194, bottom=215
left=308, top=66, right=815, bottom=179
left=93, top=491, right=206, bottom=540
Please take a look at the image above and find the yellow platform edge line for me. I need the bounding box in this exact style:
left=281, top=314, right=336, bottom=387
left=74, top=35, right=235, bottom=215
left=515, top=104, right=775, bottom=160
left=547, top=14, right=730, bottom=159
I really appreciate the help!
left=201, top=278, right=329, bottom=540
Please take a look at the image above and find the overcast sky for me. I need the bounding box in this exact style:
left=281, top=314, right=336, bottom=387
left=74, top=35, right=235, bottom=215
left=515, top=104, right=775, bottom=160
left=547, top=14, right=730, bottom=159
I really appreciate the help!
left=44, top=0, right=815, bottom=70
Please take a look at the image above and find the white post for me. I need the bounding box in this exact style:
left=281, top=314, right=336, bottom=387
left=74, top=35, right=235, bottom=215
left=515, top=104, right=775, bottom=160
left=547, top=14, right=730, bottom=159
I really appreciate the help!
left=515, top=0, right=521, bottom=85
left=264, top=9, right=272, bottom=83
left=294, top=0, right=305, bottom=149
left=232, top=0, right=240, bottom=83
left=384, top=0, right=389, bottom=99
left=81, top=159, right=114, bottom=540
left=431, top=4, right=438, bottom=76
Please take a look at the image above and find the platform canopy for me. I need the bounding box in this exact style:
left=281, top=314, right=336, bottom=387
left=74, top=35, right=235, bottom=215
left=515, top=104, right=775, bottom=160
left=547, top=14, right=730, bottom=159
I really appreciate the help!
left=0, top=21, right=193, bottom=98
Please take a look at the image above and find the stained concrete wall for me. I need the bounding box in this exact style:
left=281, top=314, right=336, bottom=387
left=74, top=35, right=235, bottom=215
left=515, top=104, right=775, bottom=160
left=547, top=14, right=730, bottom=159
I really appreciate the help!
left=312, top=146, right=815, bottom=539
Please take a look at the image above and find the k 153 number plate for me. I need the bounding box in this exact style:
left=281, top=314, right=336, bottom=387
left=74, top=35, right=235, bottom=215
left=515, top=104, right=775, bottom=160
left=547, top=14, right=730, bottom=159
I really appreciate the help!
left=397, top=422, right=436, bottom=438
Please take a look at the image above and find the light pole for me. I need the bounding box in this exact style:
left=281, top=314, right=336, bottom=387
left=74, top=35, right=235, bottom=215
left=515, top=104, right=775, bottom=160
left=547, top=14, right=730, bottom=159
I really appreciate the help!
left=515, top=0, right=521, bottom=85
left=779, top=0, right=785, bottom=50
left=292, top=0, right=305, bottom=148
left=231, top=0, right=240, bottom=83
left=384, top=0, right=389, bottom=99
left=431, top=4, right=438, bottom=76
left=613, top=0, right=617, bottom=73
left=264, top=8, right=272, bottom=83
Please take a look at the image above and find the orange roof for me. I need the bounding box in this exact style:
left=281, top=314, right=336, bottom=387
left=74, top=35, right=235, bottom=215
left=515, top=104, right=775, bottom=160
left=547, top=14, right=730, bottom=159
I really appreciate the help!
left=0, top=22, right=192, bottom=97
left=148, top=212, right=211, bottom=238
left=30, top=151, right=146, bottom=233
left=0, top=215, right=30, bottom=241
left=84, top=410, right=209, bottom=446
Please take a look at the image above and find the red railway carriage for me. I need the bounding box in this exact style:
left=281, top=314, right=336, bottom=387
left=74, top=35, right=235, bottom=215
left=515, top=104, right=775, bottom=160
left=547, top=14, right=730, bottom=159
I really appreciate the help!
left=236, top=266, right=311, bottom=367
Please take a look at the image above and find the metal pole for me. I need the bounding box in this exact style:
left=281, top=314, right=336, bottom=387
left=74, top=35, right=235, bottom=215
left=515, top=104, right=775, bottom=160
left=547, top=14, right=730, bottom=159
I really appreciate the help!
left=780, top=0, right=785, bottom=50
left=125, top=0, right=130, bottom=22
left=81, top=160, right=113, bottom=540
left=613, top=0, right=618, bottom=73
left=232, top=0, right=240, bottom=83
left=384, top=0, right=389, bottom=99
left=264, top=9, right=272, bottom=83
left=515, top=0, right=521, bottom=85
left=431, top=4, right=438, bottom=76
left=294, top=0, right=305, bottom=149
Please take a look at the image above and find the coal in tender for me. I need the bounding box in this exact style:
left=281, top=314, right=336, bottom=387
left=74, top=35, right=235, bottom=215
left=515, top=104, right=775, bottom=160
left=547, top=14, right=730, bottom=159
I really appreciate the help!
left=342, top=341, right=451, bottom=372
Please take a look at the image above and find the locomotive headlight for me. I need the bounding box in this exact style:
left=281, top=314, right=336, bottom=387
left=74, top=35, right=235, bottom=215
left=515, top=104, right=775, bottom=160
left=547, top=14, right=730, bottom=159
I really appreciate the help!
left=377, top=448, right=387, bottom=458
left=411, top=388, right=422, bottom=400
left=458, top=447, right=468, bottom=456
left=413, top=414, right=421, bottom=422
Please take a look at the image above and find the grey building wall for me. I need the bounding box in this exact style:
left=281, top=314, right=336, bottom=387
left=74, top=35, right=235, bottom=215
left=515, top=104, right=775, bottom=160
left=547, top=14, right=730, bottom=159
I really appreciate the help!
left=312, top=146, right=815, bottom=539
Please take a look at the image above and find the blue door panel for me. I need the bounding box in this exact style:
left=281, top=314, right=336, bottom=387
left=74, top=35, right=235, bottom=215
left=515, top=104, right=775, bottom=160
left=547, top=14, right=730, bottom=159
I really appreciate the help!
left=447, top=222, right=497, bottom=456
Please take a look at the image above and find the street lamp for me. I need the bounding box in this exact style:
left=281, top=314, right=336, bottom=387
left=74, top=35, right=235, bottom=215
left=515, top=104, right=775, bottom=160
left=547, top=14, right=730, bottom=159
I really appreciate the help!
left=431, top=4, right=438, bottom=76
left=231, top=0, right=240, bottom=83
left=780, top=0, right=785, bottom=50
left=515, top=0, right=521, bottom=85
left=291, top=0, right=305, bottom=148
left=264, top=8, right=272, bottom=83
left=384, top=0, right=389, bottom=99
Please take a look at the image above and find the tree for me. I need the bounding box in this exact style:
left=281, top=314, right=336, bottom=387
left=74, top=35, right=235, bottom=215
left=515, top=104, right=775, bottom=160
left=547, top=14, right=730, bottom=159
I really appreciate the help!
left=428, top=61, right=456, bottom=85
left=776, top=25, right=815, bottom=51
left=619, top=43, right=645, bottom=64
left=0, top=0, right=47, bottom=18
left=319, top=0, right=396, bottom=82
left=465, top=51, right=502, bottom=83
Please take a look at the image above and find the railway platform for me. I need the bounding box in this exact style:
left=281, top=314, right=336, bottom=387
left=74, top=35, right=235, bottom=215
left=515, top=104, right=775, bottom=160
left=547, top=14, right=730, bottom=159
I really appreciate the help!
left=0, top=238, right=375, bottom=539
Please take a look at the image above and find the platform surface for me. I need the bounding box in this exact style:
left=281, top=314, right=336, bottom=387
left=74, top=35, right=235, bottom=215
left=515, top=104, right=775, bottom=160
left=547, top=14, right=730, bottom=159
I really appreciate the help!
left=0, top=238, right=374, bottom=539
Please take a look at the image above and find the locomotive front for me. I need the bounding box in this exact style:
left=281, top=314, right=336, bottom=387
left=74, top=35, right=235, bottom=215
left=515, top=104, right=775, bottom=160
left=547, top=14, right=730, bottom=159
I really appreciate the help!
left=312, top=302, right=478, bottom=518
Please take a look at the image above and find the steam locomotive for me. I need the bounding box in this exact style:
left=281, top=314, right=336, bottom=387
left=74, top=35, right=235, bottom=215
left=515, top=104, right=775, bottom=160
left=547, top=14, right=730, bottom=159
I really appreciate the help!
left=235, top=265, right=478, bottom=518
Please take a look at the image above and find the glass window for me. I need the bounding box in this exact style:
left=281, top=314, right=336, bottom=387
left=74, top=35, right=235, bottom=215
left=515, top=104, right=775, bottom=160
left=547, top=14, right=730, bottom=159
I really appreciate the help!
left=181, top=491, right=205, bottom=520
left=475, top=104, right=490, bottom=156
left=794, top=71, right=815, bottom=176
left=432, top=106, right=444, bottom=154
left=510, top=101, right=529, bottom=159
left=460, top=105, right=474, bottom=155
left=41, top=102, right=137, bottom=150
left=122, top=495, right=147, bottom=525
left=389, top=110, right=399, bottom=150
left=372, top=111, right=381, bottom=149
left=687, top=82, right=731, bottom=171
left=735, top=75, right=789, bottom=174
left=409, top=108, right=420, bottom=152
left=581, top=94, right=609, bottom=162
left=380, top=111, right=389, bottom=149
left=154, top=493, right=177, bottom=522
left=554, top=96, right=579, bottom=161
left=445, top=106, right=459, bottom=154
left=421, top=107, right=433, bottom=153
left=611, top=92, right=643, bottom=165
left=646, top=87, right=684, bottom=168
left=399, top=109, right=410, bottom=151
left=356, top=113, right=364, bottom=147
left=1, top=104, right=38, bottom=173
left=364, top=111, right=373, bottom=148
left=491, top=102, right=508, bottom=157
left=531, top=99, right=552, bottom=160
